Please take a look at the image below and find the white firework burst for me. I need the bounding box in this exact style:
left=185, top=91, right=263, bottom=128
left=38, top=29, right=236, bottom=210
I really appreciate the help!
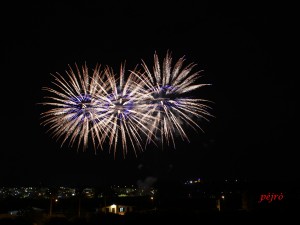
left=40, top=52, right=214, bottom=157
left=136, top=51, right=213, bottom=148
left=40, top=63, right=104, bottom=152
left=92, top=63, right=156, bottom=157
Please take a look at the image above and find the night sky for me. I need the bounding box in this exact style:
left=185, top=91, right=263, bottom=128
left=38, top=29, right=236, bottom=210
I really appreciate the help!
left=1, top=2, right=296, bottom=187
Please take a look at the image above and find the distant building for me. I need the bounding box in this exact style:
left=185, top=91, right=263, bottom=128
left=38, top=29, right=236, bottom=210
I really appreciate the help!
left=99, top=204, right=134, bottom=215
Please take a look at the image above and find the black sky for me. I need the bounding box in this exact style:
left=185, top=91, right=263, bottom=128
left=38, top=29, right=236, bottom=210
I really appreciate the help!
left=1, top=2, right=297, bottom=187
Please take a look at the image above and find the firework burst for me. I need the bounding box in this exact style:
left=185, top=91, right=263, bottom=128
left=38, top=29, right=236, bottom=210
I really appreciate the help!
left=40, top=52, right=213, bottom=157
left=91, top=63, right=156, bottom=157
left=40, top=63, right=104, bottom=152
left=135, top=51, right=213, bottom=148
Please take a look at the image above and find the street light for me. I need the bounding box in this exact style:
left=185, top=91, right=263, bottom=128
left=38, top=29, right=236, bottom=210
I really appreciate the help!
left=49, top=197, right=58, bottom=216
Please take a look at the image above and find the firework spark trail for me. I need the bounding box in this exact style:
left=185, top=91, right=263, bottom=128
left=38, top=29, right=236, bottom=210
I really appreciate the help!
left=136, top=51, right=213, bottom=148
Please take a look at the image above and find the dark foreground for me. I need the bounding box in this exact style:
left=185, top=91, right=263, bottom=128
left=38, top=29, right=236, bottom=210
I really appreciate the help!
left=0, top=210, right=298, bottom=225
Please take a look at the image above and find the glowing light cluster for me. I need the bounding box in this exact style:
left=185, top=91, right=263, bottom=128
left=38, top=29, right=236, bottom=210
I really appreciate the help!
left=40, top=52, right=213, bottom=157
